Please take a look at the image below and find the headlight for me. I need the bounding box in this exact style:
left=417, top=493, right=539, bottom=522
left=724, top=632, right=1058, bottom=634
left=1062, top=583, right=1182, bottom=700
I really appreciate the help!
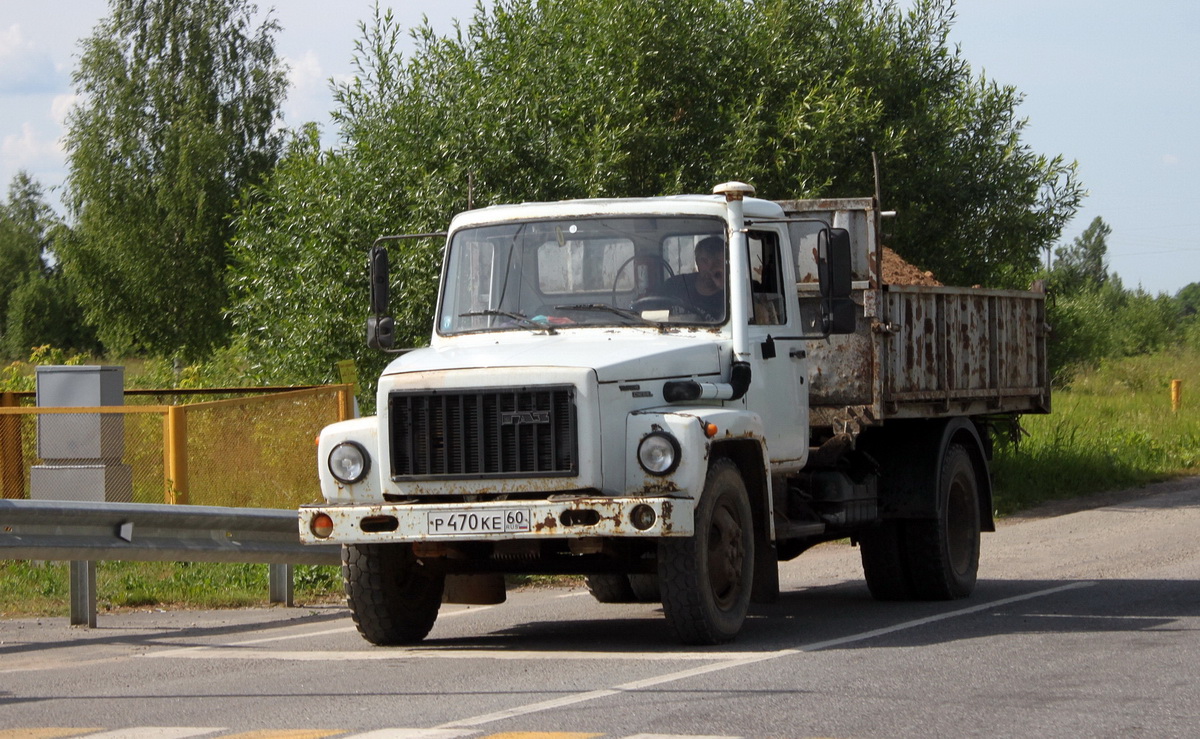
left=637, top=431, right=680, bottom=475
left=328, top=441, right=370, bottom=484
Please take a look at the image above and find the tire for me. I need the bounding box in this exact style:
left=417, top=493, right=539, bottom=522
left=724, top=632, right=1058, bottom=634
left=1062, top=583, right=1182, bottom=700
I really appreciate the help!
left=627, top=573, right=660, bottom=603
left=585, top=573, right=638, bottom=603
left=903, top=443, right=981, bottom=599
left=585, top=573, right=660, bottom=603
left=658, top=458, right=755, bottom=645
left=342, top=543, right=445, bottom=645
left=858, top=519, right=914, bottom=601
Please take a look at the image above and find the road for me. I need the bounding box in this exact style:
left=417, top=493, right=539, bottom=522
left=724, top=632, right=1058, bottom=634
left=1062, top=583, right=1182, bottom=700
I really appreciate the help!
left=2, top=478, right=1199, bottom=738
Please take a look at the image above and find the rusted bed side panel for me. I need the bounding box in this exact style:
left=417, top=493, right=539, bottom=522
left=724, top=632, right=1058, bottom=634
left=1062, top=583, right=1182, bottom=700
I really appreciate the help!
left=881, top=285, right=1049, bottom=414
left=809, top=285, right=1049, bottom=430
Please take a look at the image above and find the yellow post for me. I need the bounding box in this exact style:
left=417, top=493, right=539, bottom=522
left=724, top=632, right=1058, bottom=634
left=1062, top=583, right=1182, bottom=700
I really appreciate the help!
left=0, top=392, right=23, bottom=499
left=162, top=410, right=171, bottom=502
left=165, top=404, right=189, bottom=504
left=335, top=360, right=359, bottom=423
left=1171, top=379, right=1182, bottom=412
left=337, top=385, right=355, bottom=422
left=336, top=359, right=359, bottom=394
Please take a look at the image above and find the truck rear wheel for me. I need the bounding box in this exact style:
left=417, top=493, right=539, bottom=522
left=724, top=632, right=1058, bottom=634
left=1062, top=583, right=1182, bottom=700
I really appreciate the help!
left=585, top=574, right=637, bottom=603
left=858, top=520, right=914, bottom=601
left=859, top=443, right=980, bottom=601
left=585, top=573, right=660, bottom=603
left=658, top=458, right=755, bottom=645
left=628, top=573, right=660, bottom=602
left=343, top=543, right=444, bottom=645
left=905, top=443, right=980, bottom=599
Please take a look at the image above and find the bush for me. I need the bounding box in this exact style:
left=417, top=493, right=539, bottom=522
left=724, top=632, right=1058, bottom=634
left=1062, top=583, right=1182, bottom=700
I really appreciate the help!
left=1047, top=281, right=1184, bottom=386
left=2, top=273, right=100, bottom=360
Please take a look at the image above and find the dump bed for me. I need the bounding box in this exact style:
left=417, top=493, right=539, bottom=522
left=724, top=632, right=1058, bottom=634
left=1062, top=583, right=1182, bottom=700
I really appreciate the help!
left=777, top=198, right=1050, bottom=434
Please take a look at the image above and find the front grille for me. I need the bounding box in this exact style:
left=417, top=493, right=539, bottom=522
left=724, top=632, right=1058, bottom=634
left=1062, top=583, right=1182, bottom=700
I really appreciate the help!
left=388, top=386, right=578, bottom=480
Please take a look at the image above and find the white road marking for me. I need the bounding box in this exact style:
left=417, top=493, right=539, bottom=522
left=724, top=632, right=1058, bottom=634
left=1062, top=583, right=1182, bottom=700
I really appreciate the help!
left=147, top=648, right=778, bottom=662
left=133, top=583, right=1093, bottom=732
left=218, top=624, right=358, bottom=646
left=623, top=735, right=741, bottom=739
left=339, top=730, right=478, bottom=738
left=435, top=582, right=1094, bottom=729
left=0, top=731, right=756, bottom=739
left=1002, top=612, right=1163, bottom=620
left=140, top=605, right=494, bottom=656
left=71, top=730, right=225, bottom=738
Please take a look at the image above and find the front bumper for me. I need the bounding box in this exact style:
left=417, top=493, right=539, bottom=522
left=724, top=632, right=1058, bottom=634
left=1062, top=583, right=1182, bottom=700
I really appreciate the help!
left=299, top=495, right=695, bottom=545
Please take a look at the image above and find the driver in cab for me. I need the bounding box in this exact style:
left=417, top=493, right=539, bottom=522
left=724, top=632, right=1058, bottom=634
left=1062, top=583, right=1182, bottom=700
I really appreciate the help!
left=659, top=236, right=726, bottom=321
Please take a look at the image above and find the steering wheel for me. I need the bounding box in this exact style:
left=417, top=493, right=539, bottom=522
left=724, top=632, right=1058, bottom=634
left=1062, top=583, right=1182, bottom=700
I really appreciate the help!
left=611, top=256, right=675, bottom=308
left=631, top=294, right=713, bottom=320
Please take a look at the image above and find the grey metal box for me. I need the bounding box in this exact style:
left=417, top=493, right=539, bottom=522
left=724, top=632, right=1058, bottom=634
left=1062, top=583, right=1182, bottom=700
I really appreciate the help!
left=29, top=464, right=134, bottom=503
left=35, top=365, right=125, bottom=461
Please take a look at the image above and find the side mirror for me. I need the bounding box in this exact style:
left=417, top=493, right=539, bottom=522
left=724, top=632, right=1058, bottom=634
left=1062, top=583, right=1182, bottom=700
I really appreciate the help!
left=366, top=244, right=395, bottom=349
left=821, top=228, right=856, bottom=335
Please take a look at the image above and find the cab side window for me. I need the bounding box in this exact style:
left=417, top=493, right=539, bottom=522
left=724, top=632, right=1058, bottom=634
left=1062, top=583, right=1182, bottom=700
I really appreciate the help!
left=747, top=230, right=785, bottom=325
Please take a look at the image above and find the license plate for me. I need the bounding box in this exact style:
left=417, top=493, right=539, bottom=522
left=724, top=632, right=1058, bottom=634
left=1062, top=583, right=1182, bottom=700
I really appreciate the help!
left=426, top=509, right=533, bottom=536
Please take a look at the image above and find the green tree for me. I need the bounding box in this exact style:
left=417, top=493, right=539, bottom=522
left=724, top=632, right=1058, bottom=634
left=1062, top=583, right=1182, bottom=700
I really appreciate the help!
left=1176, top=282, right=1200, bottom=316
left=230, top=0, right=1083, bottom=387
left=0, top=174, right=100, bottom=358
left=2, top=259, right=101, bottom=359
left=0, top=173, right=51, bottom=336
left=1052, top=216, right=1111, bottom=295
left=61, top=0, right=288, bottom=358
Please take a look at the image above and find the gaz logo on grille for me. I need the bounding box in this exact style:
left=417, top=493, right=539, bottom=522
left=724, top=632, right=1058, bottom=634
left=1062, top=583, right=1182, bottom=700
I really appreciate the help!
left=501, top=410, right=551, bottom=425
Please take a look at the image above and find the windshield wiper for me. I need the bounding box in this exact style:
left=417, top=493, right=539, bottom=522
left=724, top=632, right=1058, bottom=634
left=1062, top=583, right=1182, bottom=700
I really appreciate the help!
left=460, top=309, right=556, bottom=334
left=555, top=304, right=665, bottom=331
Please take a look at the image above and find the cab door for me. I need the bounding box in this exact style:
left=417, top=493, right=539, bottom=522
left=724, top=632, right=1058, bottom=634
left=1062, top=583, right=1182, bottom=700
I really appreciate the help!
left=743, top=228, right=808, bottom=471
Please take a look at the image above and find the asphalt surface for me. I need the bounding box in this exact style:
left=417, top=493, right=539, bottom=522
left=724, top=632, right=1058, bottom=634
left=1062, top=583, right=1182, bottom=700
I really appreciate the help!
left=2, top=477, right=1198, bottom=738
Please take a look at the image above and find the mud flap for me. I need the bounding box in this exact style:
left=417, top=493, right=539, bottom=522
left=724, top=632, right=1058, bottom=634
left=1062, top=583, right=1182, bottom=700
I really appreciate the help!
left=751, top=538, right=780, bottom=603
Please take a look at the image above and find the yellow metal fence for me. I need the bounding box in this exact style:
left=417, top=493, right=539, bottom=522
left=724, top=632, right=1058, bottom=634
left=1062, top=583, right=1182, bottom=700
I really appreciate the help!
left=0, top=385, right=354, bottom=509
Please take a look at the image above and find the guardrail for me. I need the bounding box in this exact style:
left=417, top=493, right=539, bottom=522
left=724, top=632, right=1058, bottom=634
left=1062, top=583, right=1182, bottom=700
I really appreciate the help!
left=0, top=499, right=339, bottom=626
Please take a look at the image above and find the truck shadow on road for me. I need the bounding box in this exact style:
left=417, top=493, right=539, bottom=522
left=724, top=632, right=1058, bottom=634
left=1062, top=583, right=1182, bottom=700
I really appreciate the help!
left=2, top=577, right=1195, bottom=658
left=430, top=577, right=1199, bottom=653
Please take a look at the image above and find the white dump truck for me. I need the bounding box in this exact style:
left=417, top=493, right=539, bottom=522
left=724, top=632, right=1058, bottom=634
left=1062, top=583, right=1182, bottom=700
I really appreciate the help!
left=299, top=182, right=1050, bottom=645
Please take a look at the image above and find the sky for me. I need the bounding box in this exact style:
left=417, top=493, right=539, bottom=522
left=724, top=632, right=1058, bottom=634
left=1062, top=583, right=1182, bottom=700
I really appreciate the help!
left=1, top=1, right=1197, bottom=295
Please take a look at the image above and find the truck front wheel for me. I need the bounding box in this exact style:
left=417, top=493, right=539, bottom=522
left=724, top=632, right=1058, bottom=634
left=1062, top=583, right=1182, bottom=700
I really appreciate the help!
left=658, top=458, right=755, bottom=644
left=343, top=543, right=445, bottom=645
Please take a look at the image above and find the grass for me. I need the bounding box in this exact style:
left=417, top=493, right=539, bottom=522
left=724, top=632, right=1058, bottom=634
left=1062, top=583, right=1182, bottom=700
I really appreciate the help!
left=4, top=350, right=1198, bottom=617
left=991, top=349, right=1200, bottom=514
left=0, top=560, right=341, bottom=618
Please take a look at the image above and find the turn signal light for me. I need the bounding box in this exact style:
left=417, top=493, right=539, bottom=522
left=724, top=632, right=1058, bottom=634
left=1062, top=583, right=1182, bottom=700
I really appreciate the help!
left=704, top=422, right=718, bottom=438
left=310, top=513, right=335, bottom=539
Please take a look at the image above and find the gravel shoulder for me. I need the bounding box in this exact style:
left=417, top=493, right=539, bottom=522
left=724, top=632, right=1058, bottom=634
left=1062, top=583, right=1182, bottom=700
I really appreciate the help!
left=998, top=474, right=1200, bottom=523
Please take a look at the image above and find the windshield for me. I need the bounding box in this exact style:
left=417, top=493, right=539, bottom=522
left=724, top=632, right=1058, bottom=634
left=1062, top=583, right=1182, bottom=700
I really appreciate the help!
left=438, top=216, right=727, bottom=334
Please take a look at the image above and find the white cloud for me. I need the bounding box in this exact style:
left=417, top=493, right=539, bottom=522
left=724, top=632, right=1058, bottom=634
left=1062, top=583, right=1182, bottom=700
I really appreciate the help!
left=0, top=25, right=32, bottom=56
left=281, top=49, right=344, bottom=130
left=2, top=121, right=63, bottom=169
left=286, top=50, right=325, bottom=95
left=51, top=93, right=78, bottom=126
left=0, top=24, right=63, bottom=94
left=1161, top=154, right=1180, bottom=166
